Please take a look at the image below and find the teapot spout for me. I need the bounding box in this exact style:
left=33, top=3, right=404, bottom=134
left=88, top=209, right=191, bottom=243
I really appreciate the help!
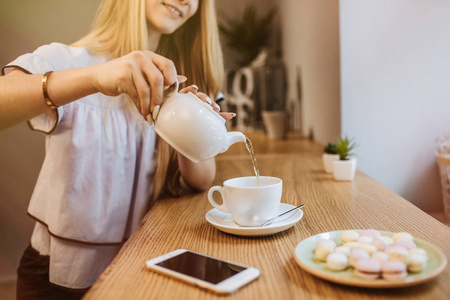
left=223, top=131, right=246, bottom=153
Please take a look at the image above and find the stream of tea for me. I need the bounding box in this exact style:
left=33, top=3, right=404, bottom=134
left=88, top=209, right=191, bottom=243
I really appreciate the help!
left=244, top=136, right=260, bottom=185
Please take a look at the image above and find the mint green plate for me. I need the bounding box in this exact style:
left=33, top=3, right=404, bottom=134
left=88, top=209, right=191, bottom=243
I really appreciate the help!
left=294, top=230, right=447, bottom=288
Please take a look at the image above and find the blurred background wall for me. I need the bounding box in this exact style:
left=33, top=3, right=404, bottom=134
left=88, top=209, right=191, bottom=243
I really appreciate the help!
left=280, top=0, right=341, bottom=144
left=339, top=0, right=450, bottom=212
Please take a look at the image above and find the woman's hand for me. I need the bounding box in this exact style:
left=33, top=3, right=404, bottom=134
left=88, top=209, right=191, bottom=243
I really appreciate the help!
left=91, top=51, right=178, bottom=119
left=179, top=85, right=236, bottom=121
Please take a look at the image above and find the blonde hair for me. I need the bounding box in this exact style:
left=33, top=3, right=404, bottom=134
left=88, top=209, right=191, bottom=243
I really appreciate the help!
left=73, top=0, right=224, bottom=200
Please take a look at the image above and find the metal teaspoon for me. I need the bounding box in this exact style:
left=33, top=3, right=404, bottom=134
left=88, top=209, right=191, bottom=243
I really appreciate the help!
left=260, top=204, right=306, bottom=227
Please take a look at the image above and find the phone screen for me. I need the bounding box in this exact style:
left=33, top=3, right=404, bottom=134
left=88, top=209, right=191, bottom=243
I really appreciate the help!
left=156, top=251, right=247, bottom=284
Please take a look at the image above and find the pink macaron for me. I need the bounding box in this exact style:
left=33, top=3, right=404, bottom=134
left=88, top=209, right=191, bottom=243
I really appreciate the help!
left=360, top=229, right=381, bottom=239
left=382, top=261, right=408, bottom=281
left=371, top=238, right=388, bottom=251
left=393, top=240, right=417, bottom=251
left=354, top=259, right=382, bottom=280
left=349, top=248, right=370, bottom=267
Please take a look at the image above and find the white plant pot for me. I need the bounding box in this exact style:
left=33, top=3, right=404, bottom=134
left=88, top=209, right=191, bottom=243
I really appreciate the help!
left=262, top=111, right=288, bottom=140
left=322, top=153, right=339, bottom=173
left=333, top=158, right=357, bottom=181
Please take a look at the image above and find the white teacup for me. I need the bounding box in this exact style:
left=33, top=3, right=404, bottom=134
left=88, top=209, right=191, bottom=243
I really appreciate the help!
left=207, top=176, right=282, bottom=227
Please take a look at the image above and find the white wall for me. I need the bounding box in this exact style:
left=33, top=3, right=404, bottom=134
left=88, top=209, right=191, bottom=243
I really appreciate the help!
left=280, top=0, right=341, bottom=143
left=340, top=0, right=450, bottom=212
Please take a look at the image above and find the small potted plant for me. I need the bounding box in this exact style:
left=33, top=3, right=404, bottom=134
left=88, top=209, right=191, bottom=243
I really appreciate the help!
left=322, top=143, right=339, bottom=173
left=333, top=136, right=357, bottom=181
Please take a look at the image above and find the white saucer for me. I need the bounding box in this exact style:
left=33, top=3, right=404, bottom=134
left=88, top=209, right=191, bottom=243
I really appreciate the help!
left=205, top=203, right=304, bottom=237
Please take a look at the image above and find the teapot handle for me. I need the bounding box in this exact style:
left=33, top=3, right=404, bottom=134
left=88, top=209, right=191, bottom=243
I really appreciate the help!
left=164, top=79, right=179, bottom=98
left=152, top=80, right=179, bottom=121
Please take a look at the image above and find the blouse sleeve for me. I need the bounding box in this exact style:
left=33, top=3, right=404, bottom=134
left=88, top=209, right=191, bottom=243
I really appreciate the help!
left=1, top=43, right=73, bottom=134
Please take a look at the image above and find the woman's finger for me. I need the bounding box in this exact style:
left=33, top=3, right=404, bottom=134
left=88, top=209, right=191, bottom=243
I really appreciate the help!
left=212, top=101, right=221, bottom=112
left=195, top=92, right=213, bottom=105
left=131, top=68, right=150, bottom=117
left=115, top=65, right=141, bottom=113
left=146, top=52, right=178, bottom=87
left=140, top=60, right=164, bottom=113
left=148, top=71, right=164, bottom=113
left=177, top=75, right=187, bottom=84
left=179, top=85, right=198, bottom=94
left=219, top=112, right=236, bottom=121
left=126, top=81, right=141, bottom=114
left=196, top=92, right=222, bottom=112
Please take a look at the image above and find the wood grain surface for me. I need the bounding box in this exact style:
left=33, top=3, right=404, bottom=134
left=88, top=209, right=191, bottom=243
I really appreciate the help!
left=84, top=132, right=450, bottom=300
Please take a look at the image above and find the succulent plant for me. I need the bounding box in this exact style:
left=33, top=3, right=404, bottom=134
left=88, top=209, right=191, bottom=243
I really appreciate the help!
left=324, top=143, right=338, bottom=154
left=335, top=136, right=357, bottom=160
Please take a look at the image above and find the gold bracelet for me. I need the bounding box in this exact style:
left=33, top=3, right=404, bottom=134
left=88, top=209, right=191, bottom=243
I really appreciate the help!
left=42, top=71, right=59, bottom=109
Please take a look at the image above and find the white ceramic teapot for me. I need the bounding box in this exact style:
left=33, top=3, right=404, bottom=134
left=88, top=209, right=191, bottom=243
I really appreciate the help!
left=151, top=81, right=246, bottom=163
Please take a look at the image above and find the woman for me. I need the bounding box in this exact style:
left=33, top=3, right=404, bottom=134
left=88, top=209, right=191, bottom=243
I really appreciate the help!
left=0, top=0, right=232, bottom=298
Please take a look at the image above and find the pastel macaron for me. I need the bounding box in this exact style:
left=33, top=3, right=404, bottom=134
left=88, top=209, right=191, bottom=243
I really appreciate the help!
left=380, top=236, right=394, bottom=246
left=392, top=232, right=413, bottom=242
left=360, top=229, right=381, bottom=239
left=393, top=240, right=417, bottom=251
left=334, top=246, right=351, bottom=256
left=349, top=248, right=370, bottom=267
left=357, top=243, right=377, bottom=255
left=382, top=261, right=408, bottom=281
left=408, top=254, right=427, bottom=273
left=371, top=251, right=389, bottom=264
left=315, top=239, right=336, bottom=261
left=409, top=248, right=428, bottom=260
left=386, top=246, right=409, bottom=263
left=354, top=259, right=382, bottom=280
left=341, top=230, right=360, bottom=243
left=371, top=238, right=388, bottom=252
left=326, top=252, right=349, bottom=271
left=358, top=236, right=373, bottom=244
left=343, top=242, right=361, bottom=251
left=317, top=238, right=336, bottom=248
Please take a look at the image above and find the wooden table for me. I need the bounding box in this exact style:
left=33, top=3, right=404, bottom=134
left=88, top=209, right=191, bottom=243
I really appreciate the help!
left=84, top=132, right=450, bottom=299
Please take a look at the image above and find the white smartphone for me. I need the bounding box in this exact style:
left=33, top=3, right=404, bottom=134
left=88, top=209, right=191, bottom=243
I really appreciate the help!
left=145, top=249, right=260, bottom=294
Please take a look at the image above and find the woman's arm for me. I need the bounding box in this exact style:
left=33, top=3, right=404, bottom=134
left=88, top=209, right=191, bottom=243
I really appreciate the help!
left=0, top=51, right=177, bottom=130
left=178, top=155, right=216, bottom=192
left=0, top=68, right=97, bottom=129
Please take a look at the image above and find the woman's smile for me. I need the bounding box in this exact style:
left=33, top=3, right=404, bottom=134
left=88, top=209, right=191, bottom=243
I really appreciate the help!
left=146, top=0, right=198, bottom=35
left=163, top=2, right=183, bottom=19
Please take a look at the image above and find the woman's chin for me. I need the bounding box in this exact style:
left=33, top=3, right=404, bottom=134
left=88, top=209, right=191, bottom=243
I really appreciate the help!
left=148, top=21, right=182, bottom=35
